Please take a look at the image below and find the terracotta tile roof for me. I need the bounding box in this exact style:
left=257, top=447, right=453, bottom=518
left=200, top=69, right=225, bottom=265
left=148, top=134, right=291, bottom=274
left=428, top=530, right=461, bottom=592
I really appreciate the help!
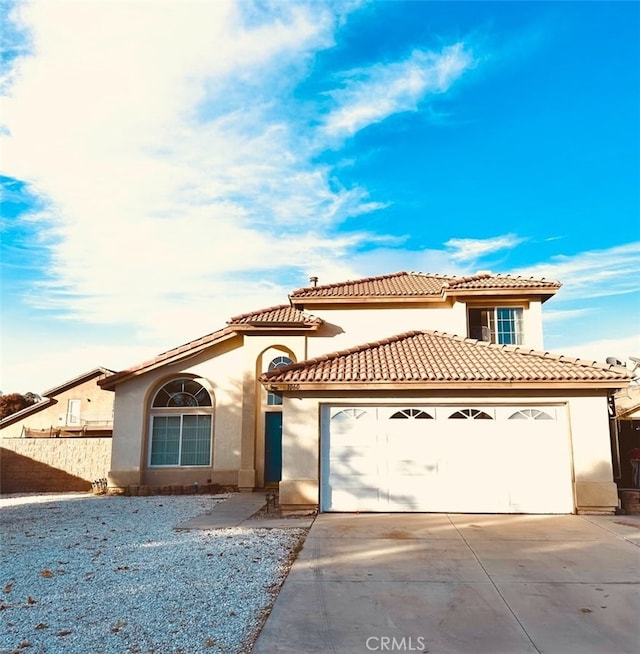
left=228, top=305, right=322, bottom=326
left=290, top=272, right=448, bottom=298
left=261, top=331, right=632, bottom=388
left=289, top=271, right=560, bottom=300
left=445, top=273, right=561, bottom=291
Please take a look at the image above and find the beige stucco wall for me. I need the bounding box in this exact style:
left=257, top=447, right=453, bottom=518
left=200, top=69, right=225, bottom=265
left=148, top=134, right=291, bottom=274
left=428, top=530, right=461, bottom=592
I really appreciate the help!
left=0, top=438, right=112, bottom=493
left=108, top=334, right=315, bottom=490
left=279, top=390, right=617, bottom=513
left=0, top=377, right=114, bottom=439
left=522, top=300, right=544, bottom=350
left=109, top=339, right=245, bottom=489
left=307, top=304, right=464, bottom=356
left=306, top=299, right=546, bottom=355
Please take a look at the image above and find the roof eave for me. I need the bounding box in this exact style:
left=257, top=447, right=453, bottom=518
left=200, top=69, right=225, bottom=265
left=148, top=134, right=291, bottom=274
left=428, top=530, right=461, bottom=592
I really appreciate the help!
left=229, top=322, right=321, bottom=332
left=262, top=380, right=631, bottom=392
left=449, top=288, right=560, bottom=301
left=42, top=367, right=114, bottom=397
left=290, top=295, right=445, bottom=306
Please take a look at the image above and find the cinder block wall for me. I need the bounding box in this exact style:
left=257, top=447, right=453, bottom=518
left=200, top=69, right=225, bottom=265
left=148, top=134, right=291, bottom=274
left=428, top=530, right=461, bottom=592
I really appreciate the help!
left=0, top=439, right=112, bottom=493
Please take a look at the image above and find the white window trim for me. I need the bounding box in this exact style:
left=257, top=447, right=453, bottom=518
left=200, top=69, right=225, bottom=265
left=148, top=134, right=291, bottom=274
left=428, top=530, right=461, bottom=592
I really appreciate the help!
left=148, top=411, right=213, bottom=468
left=467, top=306, right=524, bottom=345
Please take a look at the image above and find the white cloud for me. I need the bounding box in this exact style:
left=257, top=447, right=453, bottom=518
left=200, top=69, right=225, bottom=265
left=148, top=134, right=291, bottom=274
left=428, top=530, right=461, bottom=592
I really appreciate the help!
left=514, top=242, right=640, bottom=299
left=0, top=0, right=480, bottom=350
left=322, top=43, right=475, bottom=139
left=542, top=308, right=593, bottom=323
left=445, top=233, right=526, bottom=262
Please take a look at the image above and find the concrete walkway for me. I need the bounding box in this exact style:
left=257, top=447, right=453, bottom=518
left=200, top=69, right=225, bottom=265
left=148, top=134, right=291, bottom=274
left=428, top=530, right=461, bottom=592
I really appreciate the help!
left=253, top=513, right=640, bottom=654
left=175, top=492, right=314, bottom=530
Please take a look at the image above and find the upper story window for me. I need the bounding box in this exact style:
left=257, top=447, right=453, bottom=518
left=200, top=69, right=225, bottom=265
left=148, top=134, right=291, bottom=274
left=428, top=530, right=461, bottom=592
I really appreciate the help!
left=267, top=356, right=293, bottom=406
left=468, top=307, right=523, bottom=345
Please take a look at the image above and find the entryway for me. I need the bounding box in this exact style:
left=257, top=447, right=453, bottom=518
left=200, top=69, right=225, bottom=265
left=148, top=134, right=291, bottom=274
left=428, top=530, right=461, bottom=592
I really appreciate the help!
left=264, top=411, right=282, bottom=484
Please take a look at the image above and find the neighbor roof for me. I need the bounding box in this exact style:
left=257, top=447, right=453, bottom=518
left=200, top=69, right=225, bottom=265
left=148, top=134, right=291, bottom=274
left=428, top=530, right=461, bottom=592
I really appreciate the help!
left=42, top=367, right=114, bottom=397
left=261, top=330, right=632, bottom=390
left=615, top=384, right=640, bottom=418
left=289, top=271, right=561, bottom=303
left=1, top=367, right=114, bottom=428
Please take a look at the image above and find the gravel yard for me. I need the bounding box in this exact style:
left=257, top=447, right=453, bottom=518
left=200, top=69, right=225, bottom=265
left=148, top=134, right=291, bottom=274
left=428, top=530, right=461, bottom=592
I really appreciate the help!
left=0, top=493, right=307, bottom=654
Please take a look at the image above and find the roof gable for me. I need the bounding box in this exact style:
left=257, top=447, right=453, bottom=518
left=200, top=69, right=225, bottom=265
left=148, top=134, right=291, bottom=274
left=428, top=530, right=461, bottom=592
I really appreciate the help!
left=261, top=330, right=632, bottom=390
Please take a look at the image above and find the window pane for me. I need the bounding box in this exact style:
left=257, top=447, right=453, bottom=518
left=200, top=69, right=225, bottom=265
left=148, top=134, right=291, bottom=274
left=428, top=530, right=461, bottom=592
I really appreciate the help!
left=267, top=392, right=283, bottom=406
left=180, top=415, right=211, bottom=466
left=468, top=308, right=494, bottom=342
left=269, top=356, right=293, bottom=371
left=496, top=308, right=523, bottom=345
left=150, top=416, right=180, bottom=465
left=153, top=378, right=211, bottom=407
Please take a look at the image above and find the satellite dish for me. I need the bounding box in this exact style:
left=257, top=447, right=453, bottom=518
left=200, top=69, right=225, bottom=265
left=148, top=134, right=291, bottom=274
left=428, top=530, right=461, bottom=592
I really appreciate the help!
left=606, top=357, right=623, bottom=366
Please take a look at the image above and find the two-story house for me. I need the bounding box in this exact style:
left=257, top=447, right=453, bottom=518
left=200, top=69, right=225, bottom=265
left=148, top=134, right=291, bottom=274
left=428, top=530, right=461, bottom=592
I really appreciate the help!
left=100, top=272, right=632, bottom=514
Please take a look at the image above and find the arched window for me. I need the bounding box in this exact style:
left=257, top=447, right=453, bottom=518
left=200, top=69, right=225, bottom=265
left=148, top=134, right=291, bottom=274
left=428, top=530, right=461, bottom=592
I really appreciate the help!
left=508, top=409, right=554, bottom=421
left=449, top=408, right=493, bottom=420
left=267, top=356, right=293, bottom=406
left=390, top=408, right=434, bottom=420
left=332, top=408, right=368, bottom=420
left=149, top=378, right=213, bottom=467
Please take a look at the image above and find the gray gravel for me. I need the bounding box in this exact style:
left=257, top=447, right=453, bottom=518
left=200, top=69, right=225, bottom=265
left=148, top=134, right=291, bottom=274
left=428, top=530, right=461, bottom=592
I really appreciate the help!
left=0, top=493, right=307, bottom=654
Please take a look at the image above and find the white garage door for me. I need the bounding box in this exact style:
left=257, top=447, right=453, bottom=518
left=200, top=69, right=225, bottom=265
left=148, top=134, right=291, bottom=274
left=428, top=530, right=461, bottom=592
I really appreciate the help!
left=320, top=405, right=575, bottom=514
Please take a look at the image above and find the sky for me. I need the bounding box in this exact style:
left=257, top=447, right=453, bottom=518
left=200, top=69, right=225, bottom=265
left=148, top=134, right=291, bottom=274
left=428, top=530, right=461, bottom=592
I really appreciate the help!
left=1, top=0, right=639, bottom=394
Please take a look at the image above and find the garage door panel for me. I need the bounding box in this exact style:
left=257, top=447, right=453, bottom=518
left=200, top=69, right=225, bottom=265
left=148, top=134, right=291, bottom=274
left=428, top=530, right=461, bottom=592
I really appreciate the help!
left=322, top=405, right=574, bottom=514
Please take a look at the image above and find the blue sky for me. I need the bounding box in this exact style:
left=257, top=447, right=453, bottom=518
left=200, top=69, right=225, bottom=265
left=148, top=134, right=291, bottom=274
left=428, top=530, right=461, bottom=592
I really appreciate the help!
left=1, top=0, right=639, bottom=393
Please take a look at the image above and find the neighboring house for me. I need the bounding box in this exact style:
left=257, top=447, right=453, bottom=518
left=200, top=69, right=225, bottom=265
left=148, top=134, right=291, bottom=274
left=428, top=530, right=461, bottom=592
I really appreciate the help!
left=100, top=272, right=632, bottom=514
left=614, top=383, right=640, bottom=489
left=0, top=368, right=114, bottom=493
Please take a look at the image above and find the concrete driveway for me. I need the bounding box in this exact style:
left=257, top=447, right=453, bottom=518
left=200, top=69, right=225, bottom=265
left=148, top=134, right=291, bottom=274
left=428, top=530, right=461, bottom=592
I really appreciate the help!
left=253, top=513, right=640, bottom=654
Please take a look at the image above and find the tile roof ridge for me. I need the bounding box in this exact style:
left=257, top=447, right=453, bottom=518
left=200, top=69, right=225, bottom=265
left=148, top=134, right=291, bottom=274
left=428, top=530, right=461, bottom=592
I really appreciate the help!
left=289, top=271, right=410, bottom=295
left=446, top=273, right=492, bottom=287
left=445, top=272, right=562, bottom=287
left=494, top=272, right=562, bottom=285
left=226, top=304, right=317, bottom=323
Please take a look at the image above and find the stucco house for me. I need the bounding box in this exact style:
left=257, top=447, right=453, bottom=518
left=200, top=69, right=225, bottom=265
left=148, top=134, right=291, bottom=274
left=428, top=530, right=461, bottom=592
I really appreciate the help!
left=0, top=368, right=114, bottom=492
left=100, top=272, right=632, bottom=514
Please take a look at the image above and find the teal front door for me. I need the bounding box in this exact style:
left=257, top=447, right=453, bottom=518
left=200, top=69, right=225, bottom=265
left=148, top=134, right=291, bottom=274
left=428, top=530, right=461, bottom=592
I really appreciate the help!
left=264, top=411, right=282, bottom=484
